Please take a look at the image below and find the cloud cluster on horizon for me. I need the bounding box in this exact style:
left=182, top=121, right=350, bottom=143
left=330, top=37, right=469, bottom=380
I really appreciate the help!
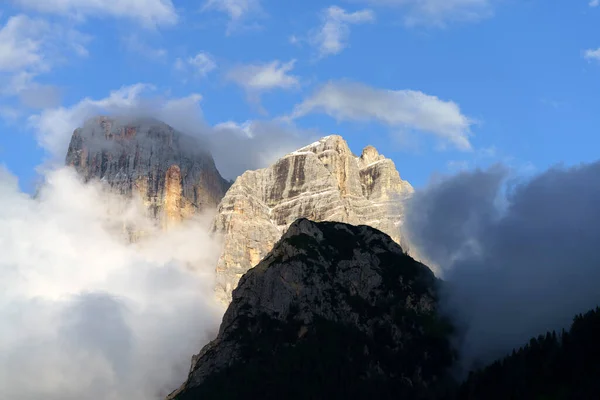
left=28, top=83, right=314, bottom=180
left=351, top=0, right=494, bottom=27
left=0, top=14, right=89, bottom=98
left=403, top=161, right=600, bottom=371
left=290, top=80, right=474, bottom=151
left=1, top=0, right=504, bottom=159
left=11, top=0, right=178, bottom=27
left=23, top=77, right=476, bottom=185
left=202, top=0, right=265, bottom=33
left=0, top=166, right=223, bottom=400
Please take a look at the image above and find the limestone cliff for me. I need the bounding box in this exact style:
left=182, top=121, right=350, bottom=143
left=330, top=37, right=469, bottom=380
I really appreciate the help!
left=168, top=219, right=455, bottom=399
left=213, top=135, right=414, bottom=303
left=65, top=116, right=230, bottom=231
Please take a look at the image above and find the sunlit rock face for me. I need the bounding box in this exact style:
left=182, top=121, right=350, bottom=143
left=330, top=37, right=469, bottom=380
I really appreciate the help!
left=212, top=135, right=414, bottom=304
left=65, top=116, right=230, bottom=233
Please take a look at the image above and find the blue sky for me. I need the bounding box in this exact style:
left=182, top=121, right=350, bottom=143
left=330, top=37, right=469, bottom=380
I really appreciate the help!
left=1, top=0, right=600, bottom=192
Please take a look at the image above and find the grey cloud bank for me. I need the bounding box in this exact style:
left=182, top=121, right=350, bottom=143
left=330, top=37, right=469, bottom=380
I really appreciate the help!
left=404, top=161, right=600, bottom=371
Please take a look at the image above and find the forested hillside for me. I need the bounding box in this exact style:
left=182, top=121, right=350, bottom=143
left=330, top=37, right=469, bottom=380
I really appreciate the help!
left=457, top=307, right=600, bottom=400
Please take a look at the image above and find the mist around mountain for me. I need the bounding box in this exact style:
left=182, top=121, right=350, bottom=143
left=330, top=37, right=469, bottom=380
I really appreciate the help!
left=65, top=116, right=231, bottom=231
left=403, top=162, right=600, bottom=373
left=4, top=115, right=600, bottom=399
left=0, top=166, right=225, bottom=400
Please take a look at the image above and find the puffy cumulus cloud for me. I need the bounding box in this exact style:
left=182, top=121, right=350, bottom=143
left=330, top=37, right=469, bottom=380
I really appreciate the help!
left=0, top=14, right=89, bottom=96
left=28, top=83, right=315, bottom=180
left=226, top=59, right=299, bottom=91
left=353, top=0, right=492, bottom=26
left=29, top=83, right=157, bottom=159
left=290, top=80, right=474, bottom=151
left=12, top=0, right=178, bottom=27
left=403, top=161, right=600, bottom=373
left=0, top=165, right=223, bottom=400
left=310, top=6, right=375, bottom=58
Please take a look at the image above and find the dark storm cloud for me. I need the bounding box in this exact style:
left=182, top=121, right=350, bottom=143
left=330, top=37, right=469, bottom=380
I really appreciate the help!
left=404, top=161, right=600, bottom=370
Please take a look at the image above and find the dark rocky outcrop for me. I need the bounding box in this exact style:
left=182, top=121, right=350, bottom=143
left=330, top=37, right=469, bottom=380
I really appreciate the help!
left=169, top=218, right=456, bottom=400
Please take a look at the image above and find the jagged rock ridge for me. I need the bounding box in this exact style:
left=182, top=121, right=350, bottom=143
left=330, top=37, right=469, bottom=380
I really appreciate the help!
left=213, top=135, right=414, bottom=304
left=168, top=218, right=455, bottom=399
left=65, top=116, right=230, bottom=231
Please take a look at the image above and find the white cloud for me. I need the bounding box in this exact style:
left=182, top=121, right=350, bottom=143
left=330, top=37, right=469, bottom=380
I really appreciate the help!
left=290, top=80, right=474, bottom=150
left=29, top=83, right=157, bottom=159
left=0, top=15, right=47, bottom=72
left=202, top=0, right=263, bottom=33
left=311, top=6, right=375, bottom=58
left=0, top=15, right=89, bottom=96
left=584, top=47, right=600, bottom=62
left=174, top=52, right=217, bottom=79
left=353, top=0, right=492, bottom=26
left=590, top=0, right=599, bottom=7
left=0, top=165, right=222, bottom=400
left=12, top=0, right=178, bottom=27
left=3, top=84, right=319, bottom=399
left=189, top=53, right=217, bottom=76
left=122, top=35, right=167, bottom=60
left=227, top=59, right=299, bottom=91
left=150, top=98, right=319, bottom=178
left=3, top=72, right=36, bottom=95
left=210, top=119, right=319, bottom=179
left=28, top=83, right=316, bottom=179
left=214, top=120, right=254, bottom=137
left=226, top=60, right=299, bottom=109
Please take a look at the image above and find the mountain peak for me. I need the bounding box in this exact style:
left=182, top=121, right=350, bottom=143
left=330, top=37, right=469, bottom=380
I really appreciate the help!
left=65, top=116, right=229, bottom=232
left=212, top=134, right=414, bottom=304
left=72, top=115, right=208, bottom=157
left=292, top=134, right=350, bottom=155
left=168, top=219, right=454, bottom=399
left=360, top=144, right=382, bottom=165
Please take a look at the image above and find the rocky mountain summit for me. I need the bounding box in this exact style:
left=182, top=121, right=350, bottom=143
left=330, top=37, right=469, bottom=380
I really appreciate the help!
left=213, top=135, right=414, bottom=304
left=168, top=218, right=455, bottom=400
left=65, top=116, right=230, bottom=231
